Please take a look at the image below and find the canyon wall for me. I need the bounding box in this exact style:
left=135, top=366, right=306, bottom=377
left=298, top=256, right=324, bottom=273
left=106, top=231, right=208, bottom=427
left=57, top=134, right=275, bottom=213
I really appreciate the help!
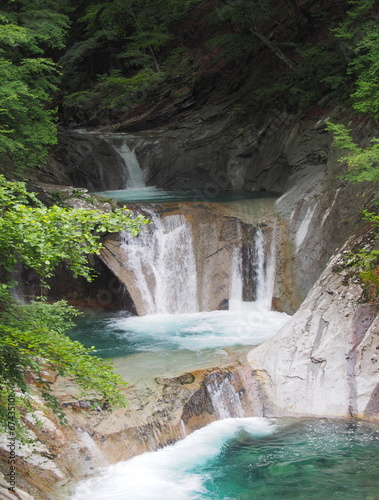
left=247, top=232, right=379, bottom=420
left=55, top=104, right=372, bottom=313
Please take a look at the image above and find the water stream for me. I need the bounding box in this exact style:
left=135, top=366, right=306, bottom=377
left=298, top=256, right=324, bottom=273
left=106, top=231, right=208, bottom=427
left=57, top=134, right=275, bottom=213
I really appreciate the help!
left=71, top=417, right=379, bottom=499
left=121, top=210, right=199, bottom=315
left=70, top=215, right=289, bottom=383
left=66, top=132, right=379, bottom=499
left=111, top=137, right=145, bottom=189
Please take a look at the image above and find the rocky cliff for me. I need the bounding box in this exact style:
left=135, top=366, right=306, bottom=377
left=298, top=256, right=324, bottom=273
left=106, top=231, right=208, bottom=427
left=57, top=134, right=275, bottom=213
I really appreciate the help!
left=247, top=231, right=379, bottom=420
left=9, top=101, right=376, bottom=499
left=55, top=102, right=372, bottom=312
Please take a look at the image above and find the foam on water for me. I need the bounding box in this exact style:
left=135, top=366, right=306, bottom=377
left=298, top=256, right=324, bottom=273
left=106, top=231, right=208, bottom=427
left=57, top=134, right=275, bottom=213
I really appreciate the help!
left=95, top=187, right=277, bottom=204
left=70, top=417, right=379, bottom=500
left=70, top=417, right=276, bottom=500
left=106, top=306, right=289, bottom=351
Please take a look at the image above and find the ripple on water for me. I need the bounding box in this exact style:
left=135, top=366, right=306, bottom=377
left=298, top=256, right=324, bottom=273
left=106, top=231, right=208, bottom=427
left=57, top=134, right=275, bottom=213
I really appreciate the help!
left=70, top=418, right=379, bottom=500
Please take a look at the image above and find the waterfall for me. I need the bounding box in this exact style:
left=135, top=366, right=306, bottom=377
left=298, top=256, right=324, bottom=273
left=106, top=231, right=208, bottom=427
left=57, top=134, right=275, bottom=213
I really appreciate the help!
left=121, top=211, right=199, bottom=315
left=206, top=372, right=244, bottom=419
left=229, top=247, right=243, bottom=304
left=229, top=225, right=276, bottom=311
left=254, top=226, right=276, bottom=309
left=111, top=137, right=145, bottom=188
left=76, top=428, right=108, bottom=466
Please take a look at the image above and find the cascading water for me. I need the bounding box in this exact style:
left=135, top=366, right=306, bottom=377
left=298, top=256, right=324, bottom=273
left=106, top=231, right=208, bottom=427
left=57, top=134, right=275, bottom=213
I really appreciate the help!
left=229, top=221, right=243, bottom=307
left=206, top=372, right=245, bottom=419
left=76, top=429, right=109, bottom=467
left=89, top=216, right=289, bottom=354
left=121, top=210, right=199, bottom=315
left=229, top=246, right=243, bottom=304
left=254, top=225, right=276, bottom=308
left=70, top=418, right=379, bottom=500
left=228, top=224, right=276, bottom=313
left=110, top=136, right=145, bottom=189
left=67, top=209, right=296, bottom=500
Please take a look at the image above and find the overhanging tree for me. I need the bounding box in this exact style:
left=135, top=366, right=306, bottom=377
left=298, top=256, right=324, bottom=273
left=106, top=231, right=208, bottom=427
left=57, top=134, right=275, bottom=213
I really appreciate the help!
left=0, top=176, right=148, bottom=437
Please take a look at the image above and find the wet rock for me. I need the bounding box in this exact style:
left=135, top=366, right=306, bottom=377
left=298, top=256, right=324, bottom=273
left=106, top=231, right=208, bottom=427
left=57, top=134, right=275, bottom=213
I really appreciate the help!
left=247, top=234, right=379, bottom=421
left=100, top=200, right=278, bottom=314
left=0, top=348, right=255, bottom=499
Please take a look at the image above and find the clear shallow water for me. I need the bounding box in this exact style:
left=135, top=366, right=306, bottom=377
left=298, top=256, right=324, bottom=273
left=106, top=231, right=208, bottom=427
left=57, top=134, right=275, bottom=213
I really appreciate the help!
left=69, top=304, right=289, bottom=358
left=94, top=187, right=278, bottom=204
left=70, top=417, right=379, bottom=500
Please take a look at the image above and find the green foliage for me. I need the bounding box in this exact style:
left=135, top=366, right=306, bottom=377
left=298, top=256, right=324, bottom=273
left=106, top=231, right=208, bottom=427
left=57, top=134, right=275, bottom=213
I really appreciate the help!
left=60, top=0, right=201, bottom=113
left=326, top=122, right=379, bottom=303
left=97, top=69, right=164, bottom=109
left=284, top=43, right=346, bottom=108
left=349, top=28, right=379, bottom=118
left=0, top=176, right=148, bottom=436
left=58, top=29, right=118, bottom=90
left=246, top=40, right=345, bottom=110
left=0, top=287, right=128, bottom=433
left=207, top=0, right=273, bottom=62
left=0, top=175, right=147, bottom=282
left=0, top=2, right=70, bottom=169
left=326, top=122, right=379, bottom=183
left=332, top=0, right=375, bottom=40
left=353, top=211, right=379, bottom=302
left=208, top=32, right=252, bottom=62
left=64, top=69, right=164, bottom=112
left=327, top=3, right=379, bottom=300
left=332, top=0, right=379, bottom=120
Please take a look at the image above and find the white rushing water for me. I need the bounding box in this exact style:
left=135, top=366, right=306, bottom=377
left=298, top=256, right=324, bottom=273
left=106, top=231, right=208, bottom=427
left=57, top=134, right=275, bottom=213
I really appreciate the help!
left=112, top=137, right=145, bottom=188
left=69, top=211, right=291, bottom=499
left=76, top=429, right=109, bottom=467
left=255, top=226, right=276, bottom=308
left=121, top=211, right=199, bottom=315
left=229, top=246, right=243, bottom=305
left=228, top=225, right=276, bottom=312
left=122, top=215, right=277, bottom=317
left=70, top=417, right=276, bottom=500
left=114, top=218, right=289, bottom=349
left=107, top=307, right=289, bottom=350
left=206, top=373, right=245, bottom=419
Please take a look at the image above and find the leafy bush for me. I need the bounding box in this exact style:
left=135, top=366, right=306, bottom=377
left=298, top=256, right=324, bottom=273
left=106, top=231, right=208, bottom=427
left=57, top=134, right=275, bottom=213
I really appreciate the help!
left=0, top=176, right=148, bottom=437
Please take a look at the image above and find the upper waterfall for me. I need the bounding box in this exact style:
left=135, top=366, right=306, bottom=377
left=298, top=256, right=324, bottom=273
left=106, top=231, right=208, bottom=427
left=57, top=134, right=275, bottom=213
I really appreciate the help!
left=110, top=137, right=145, bottom=189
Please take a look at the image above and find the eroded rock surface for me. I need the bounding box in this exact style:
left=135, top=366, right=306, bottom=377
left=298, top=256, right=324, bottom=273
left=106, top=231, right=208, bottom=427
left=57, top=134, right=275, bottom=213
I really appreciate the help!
left=0, top=347, right=255, bottom=499
left=247, top=235, right=379, bottom=420
left=56, top=105, right=373, bottom=312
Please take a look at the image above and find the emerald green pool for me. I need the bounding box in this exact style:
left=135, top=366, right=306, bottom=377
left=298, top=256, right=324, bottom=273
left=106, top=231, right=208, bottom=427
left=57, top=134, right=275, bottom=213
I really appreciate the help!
left=71, top=417, right=379, bottom=499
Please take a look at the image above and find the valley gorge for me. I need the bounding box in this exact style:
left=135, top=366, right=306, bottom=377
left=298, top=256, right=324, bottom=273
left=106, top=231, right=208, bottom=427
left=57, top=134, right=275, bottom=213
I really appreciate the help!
left=2, top=99, right=378, bottom=500
left=2, top=1, right=379, bottom=497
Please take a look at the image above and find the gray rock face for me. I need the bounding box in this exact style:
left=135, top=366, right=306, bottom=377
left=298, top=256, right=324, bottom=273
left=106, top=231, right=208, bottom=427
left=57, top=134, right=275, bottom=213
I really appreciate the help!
left=56, top=105, right=371, bottom=311
left=54, top=129, right=127, bottom=191
left=247, top=237, right=379, bottom=420
left=17, top=102, right=376, bottom=499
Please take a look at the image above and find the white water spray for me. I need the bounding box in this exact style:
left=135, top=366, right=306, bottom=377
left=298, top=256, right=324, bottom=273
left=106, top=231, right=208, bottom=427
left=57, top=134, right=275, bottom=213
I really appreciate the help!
left=76, top=428, right=108, bottom=467
left=70, top=418, right=276, bottom=500
left=229, top=246, right=243, bottom=305
left=254, top=226, right=276, bottom=309
left=121, top=211, right=199, bottom=315
left=206, top=373, right=244, bottom=419
left=111, top=138, right=145, bottom=188
left=229, top=225, right=277, bottom=312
